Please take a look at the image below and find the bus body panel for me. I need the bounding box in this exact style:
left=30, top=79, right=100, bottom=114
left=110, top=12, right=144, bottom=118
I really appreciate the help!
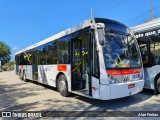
left=99, top=84, right=110, bottom=100
left=37, top=65, right=71, bottom=91
left=91, top=77, right=100, bottom=99
left=98, top=47, right=110, bottom=85
left=38, top=65, right=55, bottom=86
left=14, top=63, right=17, bottom=74
left=26, top=65, right=33, bottom=80
left=110, top=80, right=144, bottom=99
left=18, top=65, right=26, bottom=75
left=18, top=64, right=72, bottom=91
left=94, top=26, right=109, bottom=85
left=144, top=65, right=160, bottom=90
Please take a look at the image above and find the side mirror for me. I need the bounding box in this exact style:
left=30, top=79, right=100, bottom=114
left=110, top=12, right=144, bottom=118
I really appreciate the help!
left=97, top=28, right=106, bottom=46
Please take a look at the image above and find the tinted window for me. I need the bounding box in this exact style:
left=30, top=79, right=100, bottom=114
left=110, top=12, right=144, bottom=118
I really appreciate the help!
left=150, top=35, right=160, bottom=66
left=138, top=35, right=160, bottom=67
left=38, top=45, right=47, bottom=65
left=24, top=50, right=32, bottom=65
left=32, top=48, right=39, bottom=65
left=47, top=41, right=57, bottom=64
left=57, top=36, right=70, bottom=64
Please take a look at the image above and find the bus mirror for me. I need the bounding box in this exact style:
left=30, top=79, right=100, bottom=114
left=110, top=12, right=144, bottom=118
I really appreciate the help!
left=98, top=28, right=106, bottom=46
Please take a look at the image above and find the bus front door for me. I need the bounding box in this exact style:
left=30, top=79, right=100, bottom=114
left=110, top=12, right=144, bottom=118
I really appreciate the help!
left=71, top=38, right=83, bottom=90
left=71, top=36, right=91, bottom=95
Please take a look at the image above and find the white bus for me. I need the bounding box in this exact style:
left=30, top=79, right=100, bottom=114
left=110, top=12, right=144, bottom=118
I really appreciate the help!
left=131, top=18, right=160, bottom=95
left=15, top=18, right=144, bottom=100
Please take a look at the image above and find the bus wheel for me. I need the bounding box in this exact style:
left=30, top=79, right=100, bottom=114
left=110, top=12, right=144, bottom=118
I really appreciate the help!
left=18, top=71, right=21, bottom=76
left=154, top=77, right=160, bottom=95
left=18, top=71, right=21, bottom=79
left=58, top=75, right=70, bottom=97
left=20, top=71, right=24, bottom=80
left=23, top=71, right=27, bottom=82
left=156, top=78, right=160, bottom=94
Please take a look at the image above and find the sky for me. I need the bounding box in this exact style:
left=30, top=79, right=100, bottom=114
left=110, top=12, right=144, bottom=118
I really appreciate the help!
left=0, top=0, right=160, bottom=60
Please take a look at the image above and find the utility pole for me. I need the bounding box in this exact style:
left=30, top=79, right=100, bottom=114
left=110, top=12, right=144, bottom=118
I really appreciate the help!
left=91, top=7, right=93, bottom=18
left=150, top=0, right=154, bottom=20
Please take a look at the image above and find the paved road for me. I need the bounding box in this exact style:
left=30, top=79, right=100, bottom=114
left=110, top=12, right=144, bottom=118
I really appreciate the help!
left=0, top=71, right=159, bottom=119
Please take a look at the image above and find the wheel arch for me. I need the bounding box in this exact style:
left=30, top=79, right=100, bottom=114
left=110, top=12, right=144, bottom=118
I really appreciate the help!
left=154, top=73, right=160, bottom=86
left=56, top=72, right=65, bottom=88
left=154, top=72, right=160, bottom=94
left=19, top=69, right=25, bottom=73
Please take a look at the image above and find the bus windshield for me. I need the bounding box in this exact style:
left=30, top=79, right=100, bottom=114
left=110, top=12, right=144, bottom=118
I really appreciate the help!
left=103, top=31, right=141, bottom=69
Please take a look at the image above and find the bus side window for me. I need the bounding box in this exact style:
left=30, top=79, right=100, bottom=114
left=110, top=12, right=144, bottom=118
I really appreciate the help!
left=57, top=36, right=69, bottom=64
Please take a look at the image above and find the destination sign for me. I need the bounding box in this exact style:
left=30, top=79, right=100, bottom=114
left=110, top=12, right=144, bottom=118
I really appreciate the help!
left=135, top=29, right=160, bottom=38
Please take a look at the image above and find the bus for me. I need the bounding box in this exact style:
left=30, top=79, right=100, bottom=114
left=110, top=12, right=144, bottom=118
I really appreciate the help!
left=15, top=18, right=144, bottom=100
left=131, top=18, right=160, bottom=95
left=0, top=61, right=1, bottom=71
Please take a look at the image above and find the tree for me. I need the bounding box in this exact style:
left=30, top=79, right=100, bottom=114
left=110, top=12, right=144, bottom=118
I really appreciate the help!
left=0, top=41, right=11, bottom=64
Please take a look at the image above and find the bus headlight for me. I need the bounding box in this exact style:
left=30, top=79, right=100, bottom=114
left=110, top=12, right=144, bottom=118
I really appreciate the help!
left=130, top=73, right=143, bottom=81
left=109, top=76, right=119, bottom=84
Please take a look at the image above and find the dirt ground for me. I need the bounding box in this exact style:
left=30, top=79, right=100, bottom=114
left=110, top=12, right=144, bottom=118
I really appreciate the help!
left=0, top=71, right=159, bottom=119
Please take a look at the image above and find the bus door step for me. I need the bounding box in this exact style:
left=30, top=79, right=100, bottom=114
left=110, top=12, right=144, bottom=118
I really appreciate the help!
left=78, top=89, right=89, bottom=95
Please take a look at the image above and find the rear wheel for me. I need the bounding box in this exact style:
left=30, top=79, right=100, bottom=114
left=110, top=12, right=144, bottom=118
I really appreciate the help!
left=154, top=77, right=160, bottom=95
left=18, top=70, right=21, bottom=76
left=18, top=70, right=21, bottom=79
left=20, top=71, right=24, bottom=80
left=23, top=71, right=27, bottom=82
left=58, top=75, right=70, bottom=97
left=156, top=78, right=160, bottom=94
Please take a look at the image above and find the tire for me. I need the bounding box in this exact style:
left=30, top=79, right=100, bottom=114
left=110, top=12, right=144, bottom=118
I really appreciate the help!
left=58, top=75, right=70, bottom=97
left=23, top=71, right=27, bottom=82
left=20, top=71, right=24, bottom=80
left=154, top=77, right=160, bottom=95
left=18, top=70, right=21, bottom=79
left=18, top=70, right=21, bottom=76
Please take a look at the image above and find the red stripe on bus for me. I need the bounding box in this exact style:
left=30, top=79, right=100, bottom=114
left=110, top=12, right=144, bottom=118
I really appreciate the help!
left=20, top=66, right=24, bottom=69
left=92, top=87, right=96, bottom=91
left=106, top=68, right=142, bottom=76
left=57, top=65, right=67, bottom=71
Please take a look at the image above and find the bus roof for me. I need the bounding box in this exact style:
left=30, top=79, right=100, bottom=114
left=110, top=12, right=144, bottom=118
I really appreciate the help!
left=15, top=18, right=127, bottom=55
left=131, top=17, right=160, bottom=33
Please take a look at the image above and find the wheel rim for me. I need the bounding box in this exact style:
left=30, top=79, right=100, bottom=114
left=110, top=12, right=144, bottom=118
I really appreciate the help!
left=59, top=79, right=66, bottom=92
left=157, top=79, right=160, bottom=93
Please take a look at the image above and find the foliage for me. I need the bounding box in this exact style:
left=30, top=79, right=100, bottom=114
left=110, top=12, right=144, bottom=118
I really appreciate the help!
left=2, top=61, right=14, bottom=71
left=0, top=41, right=11, bottom=64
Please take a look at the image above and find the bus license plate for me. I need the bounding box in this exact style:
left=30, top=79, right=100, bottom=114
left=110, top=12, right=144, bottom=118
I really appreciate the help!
left=128, top=83, right=135, bottom=89
left=132, top=74, right=139, bottom=79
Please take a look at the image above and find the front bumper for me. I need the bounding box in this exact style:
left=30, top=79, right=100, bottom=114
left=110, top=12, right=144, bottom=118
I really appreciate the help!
left=99, top=80, right=144, bottom=100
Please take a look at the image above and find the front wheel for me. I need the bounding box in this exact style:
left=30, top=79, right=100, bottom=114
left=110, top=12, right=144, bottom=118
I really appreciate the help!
left=154, top=77, right=160, bottom=95
left=58, top=75, right=70, bottom=97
